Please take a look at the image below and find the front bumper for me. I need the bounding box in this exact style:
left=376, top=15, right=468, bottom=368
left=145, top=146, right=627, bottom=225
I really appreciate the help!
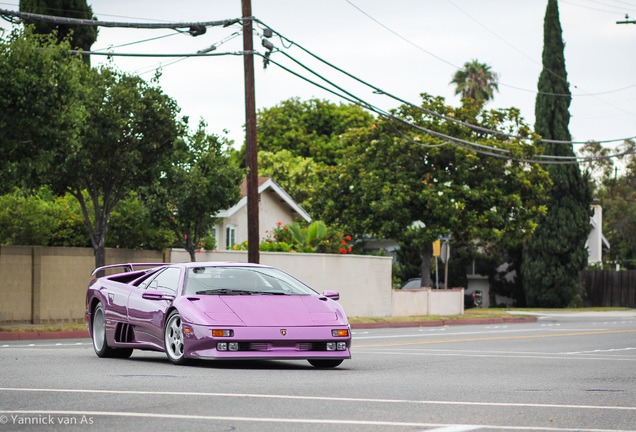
left=183, top=322, right=351, bottom=360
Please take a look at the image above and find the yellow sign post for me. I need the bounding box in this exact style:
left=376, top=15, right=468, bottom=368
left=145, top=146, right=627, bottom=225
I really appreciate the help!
left=433, top=239, right=441, bottom=257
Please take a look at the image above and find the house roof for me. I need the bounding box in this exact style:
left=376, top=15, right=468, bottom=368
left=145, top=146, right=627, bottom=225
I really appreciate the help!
left=216, top=177, right=312, bottom=222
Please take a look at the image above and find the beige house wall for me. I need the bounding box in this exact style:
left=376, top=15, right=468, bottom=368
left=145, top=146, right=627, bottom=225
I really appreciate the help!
left=215, top=188, right=301, bottom=249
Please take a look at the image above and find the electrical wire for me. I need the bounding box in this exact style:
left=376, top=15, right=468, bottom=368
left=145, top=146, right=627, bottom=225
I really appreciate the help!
left=92, top=32, right=181, bottom=52
left=69, top=49, right=250, bottom=58
left=255, top=19, right=636, bottom=146
left=3, top=7, right=633, bottom=164
left=253, top=50, right=635, bottom=165
left=66, top=40, right=634, bottom=165
left=0, top=8, right=241, bottom=30
left=345, top=0, right=636, bottom=120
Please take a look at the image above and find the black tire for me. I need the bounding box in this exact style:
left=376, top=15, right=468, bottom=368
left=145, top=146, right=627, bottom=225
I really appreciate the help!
left=164, top=310, right=187, bottom=365
left=92, top=302, right=133, bottom=359
left=308, top=359, right=344, bottom=368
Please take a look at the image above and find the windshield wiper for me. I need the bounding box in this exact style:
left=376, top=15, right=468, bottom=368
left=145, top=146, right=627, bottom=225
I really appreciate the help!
left=196, top=289, right=258, bottom=295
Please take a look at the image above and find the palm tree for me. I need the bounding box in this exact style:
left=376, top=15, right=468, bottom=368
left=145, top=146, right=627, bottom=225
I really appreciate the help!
left=450, top=60, right=499, bottom=102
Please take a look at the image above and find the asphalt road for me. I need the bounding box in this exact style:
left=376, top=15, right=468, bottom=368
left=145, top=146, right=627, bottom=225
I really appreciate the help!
left=1, top=312, right=635, bottom=432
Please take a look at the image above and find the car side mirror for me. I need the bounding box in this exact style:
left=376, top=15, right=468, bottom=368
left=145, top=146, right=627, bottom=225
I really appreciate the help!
left=322, top=290, right=340, bottom=301
left=142, top=290, right=175, bottom=301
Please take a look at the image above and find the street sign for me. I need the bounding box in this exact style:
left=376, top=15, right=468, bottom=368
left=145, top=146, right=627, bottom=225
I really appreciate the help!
left=433, top=239, right=441, bottom=257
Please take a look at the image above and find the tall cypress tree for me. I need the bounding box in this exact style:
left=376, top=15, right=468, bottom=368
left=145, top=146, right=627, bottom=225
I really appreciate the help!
left=521, top=0, right=592, bottom=307
left=20, top=0, right=97, bottom=65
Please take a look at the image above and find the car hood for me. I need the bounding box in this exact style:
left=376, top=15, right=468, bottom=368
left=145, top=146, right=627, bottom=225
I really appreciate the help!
left=182, top=295, right=346, bottom=326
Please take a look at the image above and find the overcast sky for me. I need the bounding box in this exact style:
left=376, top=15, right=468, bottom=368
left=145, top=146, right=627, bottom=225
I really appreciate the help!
left=2, top=0, right=635, bottom=152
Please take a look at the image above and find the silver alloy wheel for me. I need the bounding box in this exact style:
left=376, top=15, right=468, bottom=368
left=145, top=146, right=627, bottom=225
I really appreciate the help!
left=93, top=304, right=106, bottom=353
left=165, top=312, right=184, bottom=363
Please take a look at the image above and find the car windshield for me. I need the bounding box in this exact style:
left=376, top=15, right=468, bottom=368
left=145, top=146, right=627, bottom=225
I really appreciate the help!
left=182, top=266, right=318, bottom=296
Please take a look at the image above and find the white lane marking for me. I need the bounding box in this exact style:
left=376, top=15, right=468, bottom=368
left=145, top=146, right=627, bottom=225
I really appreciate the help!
left=354, top=349, right=636, bottom=362
left=563, top=347, right=636, bottom=354
left=426, top=426, right=482, bottom=432
left=0, top=410, right=631, bottom=432
left=0, top=342, right=92, bottom=349
left=1, top=388, right=634, bottom=411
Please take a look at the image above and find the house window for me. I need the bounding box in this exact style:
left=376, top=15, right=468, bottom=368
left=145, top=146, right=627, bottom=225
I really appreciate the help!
left=225, top=226, right=236, bottom=249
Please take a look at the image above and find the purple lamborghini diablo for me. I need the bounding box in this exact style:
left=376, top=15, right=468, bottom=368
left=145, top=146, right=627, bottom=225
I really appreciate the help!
left=86, top=262, right=351, bottom=368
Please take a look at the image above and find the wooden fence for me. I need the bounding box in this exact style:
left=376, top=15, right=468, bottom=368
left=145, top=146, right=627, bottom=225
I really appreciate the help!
left=581, top=270, right=636, bottom=308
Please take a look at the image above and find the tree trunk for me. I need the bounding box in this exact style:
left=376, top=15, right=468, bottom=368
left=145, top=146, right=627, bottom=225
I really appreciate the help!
left=187, top=247, right=196, bottom=262
left=94, top=245, right=106, bottom=278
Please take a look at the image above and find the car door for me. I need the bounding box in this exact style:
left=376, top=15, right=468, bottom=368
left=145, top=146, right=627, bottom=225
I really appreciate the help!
left=127, top=267, right=182, bottom=348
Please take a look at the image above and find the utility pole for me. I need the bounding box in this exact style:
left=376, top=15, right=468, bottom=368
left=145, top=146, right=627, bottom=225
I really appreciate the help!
left=242, top=0, right=259, bottom=264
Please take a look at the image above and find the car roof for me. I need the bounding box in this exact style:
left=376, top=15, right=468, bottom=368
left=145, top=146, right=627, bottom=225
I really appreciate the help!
left=177, top=262, right=272, bottom=269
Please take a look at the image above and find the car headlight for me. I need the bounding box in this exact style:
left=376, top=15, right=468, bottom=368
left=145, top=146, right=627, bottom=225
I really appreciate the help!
left=212, top=329, right=234, bottom=337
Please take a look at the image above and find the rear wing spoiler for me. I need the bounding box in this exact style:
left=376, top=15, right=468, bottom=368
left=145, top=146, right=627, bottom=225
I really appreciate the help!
left=91, top=263, right=166, bottom=276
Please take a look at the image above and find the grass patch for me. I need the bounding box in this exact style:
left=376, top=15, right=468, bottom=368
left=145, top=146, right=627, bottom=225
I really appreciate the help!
left=348, top=308, right=513, bottom=324
left=0, top=323, right=87, bottom=333
left=347, top=307, right=632, bottom=324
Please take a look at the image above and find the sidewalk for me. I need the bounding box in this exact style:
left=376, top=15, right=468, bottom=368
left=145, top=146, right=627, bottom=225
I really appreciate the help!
left=0, top=316, right=539, bottom=341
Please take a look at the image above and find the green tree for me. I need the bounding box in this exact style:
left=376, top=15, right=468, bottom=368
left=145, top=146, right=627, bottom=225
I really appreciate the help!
left=450, top=59, right=499, bottom=103
left=258, top=149, right=320, bottom=214
left=0, top=29, right=86, bottom=192
left=105, top=192, right=174, bottom=251
left=42, top=67, right=183, bottom=271
left=0, top=187, right=89, bottom=247
left=20, top=0, right=98, bottom=65
left=255, top=97, right=374, bottom=165
left=521, top=0, right=592, bottom=307
left=315, top=95, right=551, bottom=287
left=582, top=140, right=636, bottom=269
left=147, top=122, right=243, bottom=262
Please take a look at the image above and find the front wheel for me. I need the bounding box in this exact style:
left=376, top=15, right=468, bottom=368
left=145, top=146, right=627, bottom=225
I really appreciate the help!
left=308, top=359, right=344, bottom=368
left=164, top=311, right=187, bottom=365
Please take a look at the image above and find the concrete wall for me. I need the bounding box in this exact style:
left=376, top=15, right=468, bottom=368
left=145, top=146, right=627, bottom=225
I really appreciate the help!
left=392, top=288, right=464, bottom=316
left=0, top=246, right=163, bottom=324
left=168, top=249, right=394, bottom=318
left=1, top=246, right=464, bottom=324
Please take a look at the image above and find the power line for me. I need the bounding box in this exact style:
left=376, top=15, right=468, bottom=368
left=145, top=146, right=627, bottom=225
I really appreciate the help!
left=4, top=8, right=634, bottom=164
left=70, top=49, right=250, bottom=58
left=252, top=49, right=635, bottom=165
left=345, top=0, right=636, bottom=119
left=256, top=19, right=636, bottom=146
left=0, top=8, right=241, bottom=30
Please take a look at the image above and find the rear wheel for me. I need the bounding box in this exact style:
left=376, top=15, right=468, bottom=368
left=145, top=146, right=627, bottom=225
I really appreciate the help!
left=308, top=359, right=344, bottom=368
left=92, top=302, right=132, bottom=359
left=164, top=311, right=187, bottom=365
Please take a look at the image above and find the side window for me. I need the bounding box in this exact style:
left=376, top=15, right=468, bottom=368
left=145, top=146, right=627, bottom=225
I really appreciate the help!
left=148, top=267, right=181, bottom=295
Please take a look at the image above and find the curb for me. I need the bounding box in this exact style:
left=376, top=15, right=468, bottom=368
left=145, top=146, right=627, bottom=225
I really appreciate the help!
left=351, top=316, right=538, bottom=329
left=0, top=317, right=538, bottom=341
